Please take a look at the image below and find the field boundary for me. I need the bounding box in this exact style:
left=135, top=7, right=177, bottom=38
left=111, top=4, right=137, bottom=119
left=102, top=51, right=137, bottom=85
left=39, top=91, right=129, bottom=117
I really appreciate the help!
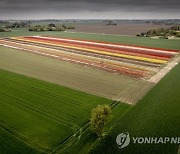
left=148, top=55, right=180, bottom=83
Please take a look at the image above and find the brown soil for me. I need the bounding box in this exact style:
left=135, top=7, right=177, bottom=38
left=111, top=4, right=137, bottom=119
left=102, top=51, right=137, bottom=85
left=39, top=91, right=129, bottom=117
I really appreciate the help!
left=69, top=23, right=170, bottom=36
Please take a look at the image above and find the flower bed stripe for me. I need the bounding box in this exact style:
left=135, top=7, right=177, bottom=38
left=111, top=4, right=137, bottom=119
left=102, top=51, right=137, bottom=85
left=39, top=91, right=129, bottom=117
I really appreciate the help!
left=44, top=35, right=179, bottom=52
left=31, top=36, right=179, bottom=54
left=2, top=35, right=177, bottom=79
left=13, top=37, right=168, bottom=64
left=0, top=39, right=150, bottom=78
left=22, top=37, right=172, bottom=60
left=6, top=38, right=162, bottom=68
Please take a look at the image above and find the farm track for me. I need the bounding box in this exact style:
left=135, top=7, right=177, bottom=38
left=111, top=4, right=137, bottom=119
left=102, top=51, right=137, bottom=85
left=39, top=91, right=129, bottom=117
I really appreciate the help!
left=148, top=55, right=180, bottom=83
left=1, top=36, right=178, bottom=79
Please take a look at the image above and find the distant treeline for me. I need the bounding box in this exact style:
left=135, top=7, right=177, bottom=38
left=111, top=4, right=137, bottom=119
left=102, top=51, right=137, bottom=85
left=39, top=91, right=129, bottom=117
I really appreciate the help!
left=5, top=21, right=30, bottom=28
left=137, top=25, right=180, bottom=39
left=0, top=21, right=30, bottom=32
left=0, top=26, right=11, bottom=32
left=29, top=23, right=75, bottom=32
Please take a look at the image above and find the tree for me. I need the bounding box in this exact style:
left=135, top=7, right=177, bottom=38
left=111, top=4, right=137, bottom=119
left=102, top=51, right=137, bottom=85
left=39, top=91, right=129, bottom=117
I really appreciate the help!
left=67, top=25, right=75, bottom=29
left=48, top=23, right=56, bottom=28
left=176, top=32, right=180, bottom=37
left=56, top=26, right=65, bottom=31
left=0, top=27, right=5, bottom=32
left=90, top=104, right=112, bottom=138
left=62, top=24, right=67, bottom=29
left=106, top=20, right=117, bottom=25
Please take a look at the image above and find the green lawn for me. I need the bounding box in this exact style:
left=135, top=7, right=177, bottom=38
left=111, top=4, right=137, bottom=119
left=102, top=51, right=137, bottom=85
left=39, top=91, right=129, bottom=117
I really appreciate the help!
left=0, top=28, right=180, bottom=50
left=0, top=69, right=131, bottom=153
left=91, top=59, right=180, bottom=154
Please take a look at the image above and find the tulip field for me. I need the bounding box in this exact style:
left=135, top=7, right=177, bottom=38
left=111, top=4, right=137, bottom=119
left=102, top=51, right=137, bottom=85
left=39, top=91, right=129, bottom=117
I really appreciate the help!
left=0, top=36, right=179, bottom=79
left=0, top=32, right=179, bottom=154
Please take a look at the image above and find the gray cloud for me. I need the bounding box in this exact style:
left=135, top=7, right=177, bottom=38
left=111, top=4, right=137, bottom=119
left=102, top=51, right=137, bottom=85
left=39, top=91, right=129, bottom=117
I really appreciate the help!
left=0, top=0, right=179, bottom=19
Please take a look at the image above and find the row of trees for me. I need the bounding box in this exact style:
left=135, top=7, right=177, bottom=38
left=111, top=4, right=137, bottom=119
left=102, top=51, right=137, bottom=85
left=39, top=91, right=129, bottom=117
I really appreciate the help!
left=29, top=23, right=75, bottom=32
left=106, top=20, right=117, bottom=26
left=0, top=26, right=11, bottom=32
left=5, top=21, right=30, bottom=29
left=0, top=21, right=30, bottom=32
left=137, top=25, right=180, bottom=38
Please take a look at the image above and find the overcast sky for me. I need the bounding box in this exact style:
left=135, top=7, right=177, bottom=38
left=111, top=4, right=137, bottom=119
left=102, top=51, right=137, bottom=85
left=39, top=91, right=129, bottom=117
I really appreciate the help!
left=0, top=0, right=179, bottom=20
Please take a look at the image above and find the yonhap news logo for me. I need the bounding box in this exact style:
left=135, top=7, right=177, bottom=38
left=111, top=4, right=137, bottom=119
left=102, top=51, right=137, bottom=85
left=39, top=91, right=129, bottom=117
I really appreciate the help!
left=116, top=132, right=130, bottom=149
left=116, top=132, right=180, bottom=149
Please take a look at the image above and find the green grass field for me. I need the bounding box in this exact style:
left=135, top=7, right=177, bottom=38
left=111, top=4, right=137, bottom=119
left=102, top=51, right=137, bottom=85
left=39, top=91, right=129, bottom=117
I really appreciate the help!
left=91, top=59, right=180, bottom=154
left=0, top=28, right=180, bottom=50
left=0, top=69, right=131, bottom=153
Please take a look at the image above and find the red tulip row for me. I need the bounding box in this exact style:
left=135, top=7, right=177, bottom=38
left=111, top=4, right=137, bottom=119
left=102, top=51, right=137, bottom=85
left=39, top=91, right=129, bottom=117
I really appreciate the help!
left=44, top=35, right=179, bottom=53
left=23, top=37, right=171, bottom=60
left=24, top=36, right=177, bottom=59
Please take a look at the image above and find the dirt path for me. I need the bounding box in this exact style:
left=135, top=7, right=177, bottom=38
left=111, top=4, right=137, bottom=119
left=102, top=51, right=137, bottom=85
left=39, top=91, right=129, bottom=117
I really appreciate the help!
left=148, top=55, right=180, bottom=84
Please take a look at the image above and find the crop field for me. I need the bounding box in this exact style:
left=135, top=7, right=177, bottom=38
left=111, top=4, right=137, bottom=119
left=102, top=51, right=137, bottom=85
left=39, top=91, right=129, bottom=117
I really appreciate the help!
left=1, top=29, right=180, bottom=50
left=69, top=23, right=171, bottom=36
left=0, top=35, right=179, bottom=104
left=0, top=36, right=179, bottom=79
left=0, top=30, right=179, bottom=154
left=0, top=45, right=154, bottom=104
left=0, top=69, right=131, bottom=153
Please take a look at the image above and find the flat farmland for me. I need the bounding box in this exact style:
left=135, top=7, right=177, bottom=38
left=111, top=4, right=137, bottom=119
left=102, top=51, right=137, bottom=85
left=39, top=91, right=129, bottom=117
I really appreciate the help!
left=0, top=35, right=179, bottom=104
left=91, top=55, right=180, bottom=154
left=0, top=69, right=131, bottom=153
left=69, top=23, right=171, bottom=36
left=0, top=45, right=153, bottom=104
left=0, top=30, right=180, bottom=154
left=0, top=29, right=180, bottom=50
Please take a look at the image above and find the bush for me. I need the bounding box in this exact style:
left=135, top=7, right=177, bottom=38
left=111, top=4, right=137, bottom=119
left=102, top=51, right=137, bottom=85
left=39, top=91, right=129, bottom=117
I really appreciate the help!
left=0, top=27, right=11, bottom=32
left=62, top=24, right=67, bottom=29
left=136, top=33, right=141, bottom=37
left=176, top=32, right=180, bottom=37
left=56, top=26, right=65, bottom=31
left=67, top=25, right=75, bottom=29
left=0, top=27, right=5, bottom=32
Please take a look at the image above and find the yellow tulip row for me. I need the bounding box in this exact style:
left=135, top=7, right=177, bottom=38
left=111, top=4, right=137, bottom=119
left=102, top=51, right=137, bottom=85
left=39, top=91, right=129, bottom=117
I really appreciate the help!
left=12, top=37, right=167, bottom=64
